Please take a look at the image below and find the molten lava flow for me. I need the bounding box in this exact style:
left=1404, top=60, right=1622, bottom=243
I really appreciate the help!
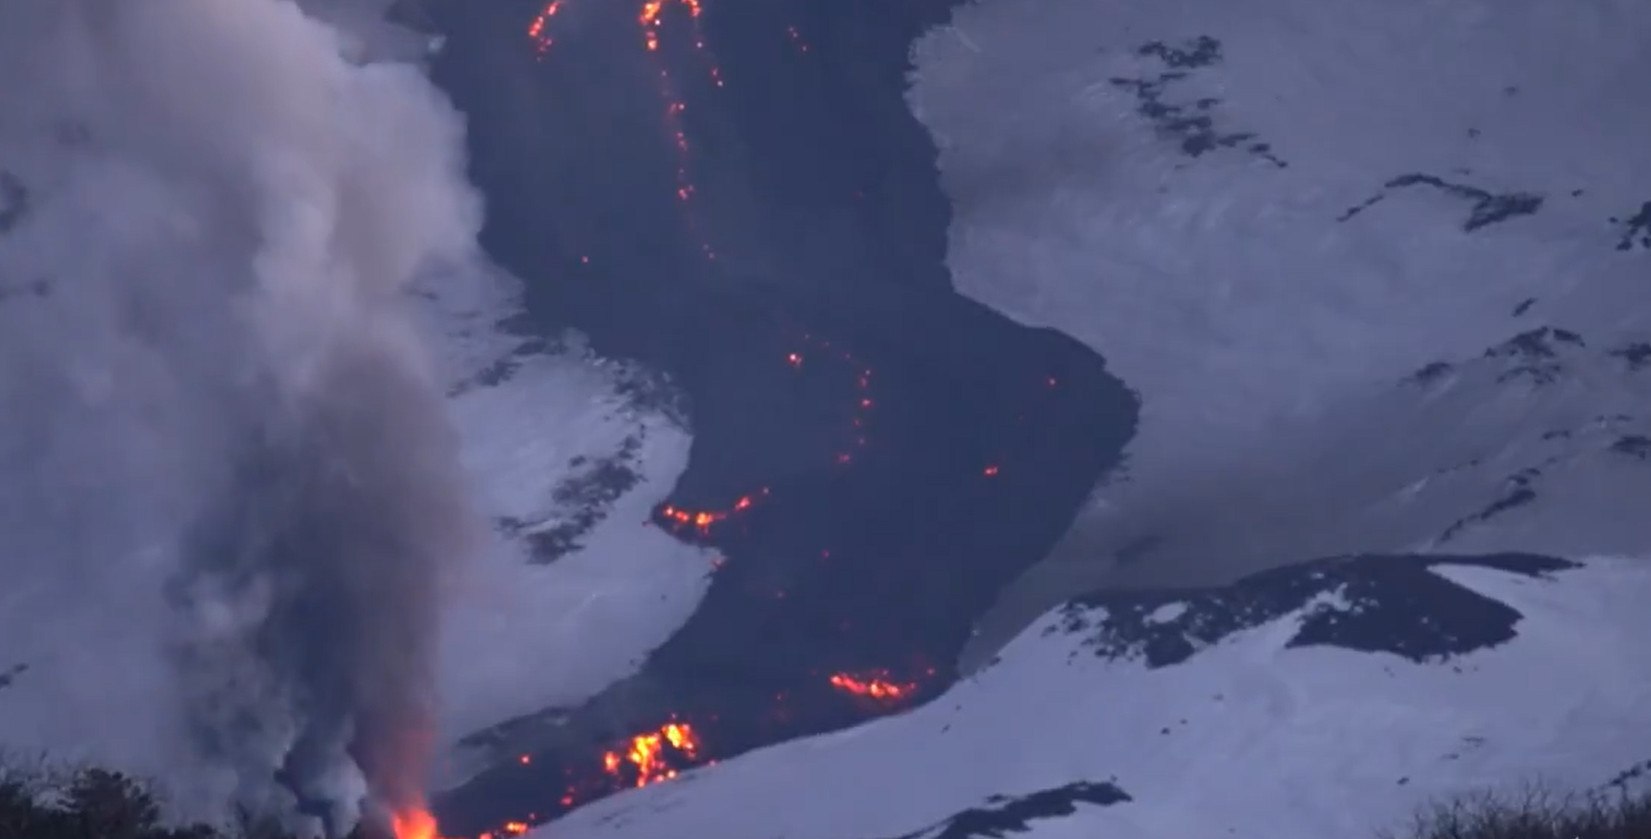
left=638, top=0, right=704, bottom=51
left=526, top=0, right=564, bottom=54
left=829, top=670, right=920, bottom=703
left=523, top=0, right=725, bottom=256
left=792, top=332, right=877, bottom=466
left=392, top=808, right=441, bottom=839
left=602, top=719, right=704, bottom=788
left=658, top=487, right=769, bottom=535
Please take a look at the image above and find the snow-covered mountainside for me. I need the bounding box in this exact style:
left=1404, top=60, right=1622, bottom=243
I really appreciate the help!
left=411, top=269, right=716, bottom=782
left=909, top=0, right=1651, bottom=649
left=542, top=553, right=1651, bottom=839
left=521, top=0, right=1651, bottom=835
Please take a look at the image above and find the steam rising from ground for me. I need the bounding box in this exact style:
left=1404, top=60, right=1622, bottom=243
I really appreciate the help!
left=0, top=1, right=483, bottom=834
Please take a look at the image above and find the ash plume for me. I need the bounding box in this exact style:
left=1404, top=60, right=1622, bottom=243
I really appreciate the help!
left=0, top=1, right=484, bottom=834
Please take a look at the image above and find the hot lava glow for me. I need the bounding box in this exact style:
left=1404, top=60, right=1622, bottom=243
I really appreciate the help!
left=524, top=0, right=727, bottom=259
left=829, top=670, right=920, bottom=703
left=526, top=0, right=564, bottom=54
left=393, top=807, right=442, bottom=839
left=658, top=486, right=770, bottom=535
left=603, top=719, right=704, bottom=787
left=795, top=332, right=875, bottom=466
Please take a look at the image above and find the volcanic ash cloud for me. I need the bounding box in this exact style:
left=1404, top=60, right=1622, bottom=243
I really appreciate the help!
left=0, top=1, right=484, bottom=834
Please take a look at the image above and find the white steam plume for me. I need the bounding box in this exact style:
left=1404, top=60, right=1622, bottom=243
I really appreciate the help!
left=0, top=1, right=484, bottom=834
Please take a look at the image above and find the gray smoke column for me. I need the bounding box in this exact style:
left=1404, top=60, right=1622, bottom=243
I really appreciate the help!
left=0, top=1, right=484, bottom=834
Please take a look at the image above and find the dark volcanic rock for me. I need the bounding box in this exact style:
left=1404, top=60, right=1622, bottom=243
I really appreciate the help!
left=1339, top=173, right=1543, bottom=231
left=880, top=780, right=1132, bottom=839
left=1484, top=326, right=1585, bottom=385
left=1610, top=342, right=1651, bottom=371
left=1610, top=200, right=1651, bottom=251
left=1611, top=434, right=1651, bottom=461
left=1109, top=35, right=1285, bottom=168
left=1438, top=466, right=1544, bottom=543
left=1048, top=553, right=1576, bottom=667
left=425, top=0, right=1137, bottom=832
left=0, top=170, right=28, bottom=235
left=0, top=662, right=26, bottom=691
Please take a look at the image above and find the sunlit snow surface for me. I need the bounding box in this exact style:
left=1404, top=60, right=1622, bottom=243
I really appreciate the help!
left=531, top=0, right=1651, bottom=835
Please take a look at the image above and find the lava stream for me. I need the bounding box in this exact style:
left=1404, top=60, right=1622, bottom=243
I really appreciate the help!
left=658, top=486, right=770, bottom=535
left=829, top=670, right=920, bottom=703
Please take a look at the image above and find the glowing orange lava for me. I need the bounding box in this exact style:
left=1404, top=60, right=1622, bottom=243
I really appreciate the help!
left=526, top=0, right=564, bottom=54
left=524, top=0, right=723, bottom=244
left=392, top=808, right=442, bottom=839
left=658, top=487, right=770, bottom=534
left=829, top=670, right=920, bottom=702
left=603, top=719, right=703, bottom=788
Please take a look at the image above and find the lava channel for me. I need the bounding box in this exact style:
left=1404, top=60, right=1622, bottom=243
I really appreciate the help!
left=526, top=0, right=724, bottom=260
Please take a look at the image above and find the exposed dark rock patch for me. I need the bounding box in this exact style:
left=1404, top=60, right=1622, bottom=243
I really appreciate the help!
left=1610, top=200, right=1651, bottom=251
left=1048, top=553, right=1574, bottom=667
left=1611, top=342, right=1651, bottom=371
left=1108, top=36, right=1285, bottom=168
left=1511, top=297, right=1536, bottom=317
left=1438, top=467, right=1543, bottom=543
left=447, top=333, right=567, bottom=397
left=0, top=277, right=51, bottom=303
left=1484, top=327, right=1585, bottom=385
left=1610, top=435, right=1651, bottom=461
left=496, top=434, right=646, bottom=564
left=1135, top=36, right=1221, bottom=68
left=1338, top=173, right=1542, bottom=231
left=0, top=170, right=28, bottom=235
left=879, top=780, right=1132, bottom=839
left=0, top=662, right=27, bottom=691
left=1405, top=360, right=1455, bottom=386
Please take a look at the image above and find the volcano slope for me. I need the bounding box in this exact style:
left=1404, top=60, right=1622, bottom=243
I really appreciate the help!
left=523, top=0, right=1651, bottom=836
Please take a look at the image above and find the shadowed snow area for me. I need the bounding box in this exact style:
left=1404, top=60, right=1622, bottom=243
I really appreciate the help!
left=906, top=0, right=1651, bottom=667
left=541, top=554, right=1651, bottom=839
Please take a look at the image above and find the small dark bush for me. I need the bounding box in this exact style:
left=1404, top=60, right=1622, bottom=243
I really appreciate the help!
left=1386, top=783, right=1651, bottom=839
left=0, top=759, right=355, bottom=839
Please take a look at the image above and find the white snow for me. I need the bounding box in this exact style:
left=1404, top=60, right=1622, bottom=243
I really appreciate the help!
left=1142, top=601, right=1186, bottom=625
left=414, top=267, right=716, bottom=784
left=904, top=0, right=1651, bottom=614
left=542, top=555, right=1651, bottom=839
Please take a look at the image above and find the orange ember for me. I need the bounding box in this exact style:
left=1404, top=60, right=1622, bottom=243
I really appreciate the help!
left=602, top=720, right=703, bottom=788
left=829, top=671, right=919, bottom=702
left=526, top=0, right=564, bottom=53
left=638, top=0, right=704, bottom=50
left=524, top=0, right=723, bottom=244
left=392, top=808, right=442, bottom=839
left=659, top=487, right=769, bottom=533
